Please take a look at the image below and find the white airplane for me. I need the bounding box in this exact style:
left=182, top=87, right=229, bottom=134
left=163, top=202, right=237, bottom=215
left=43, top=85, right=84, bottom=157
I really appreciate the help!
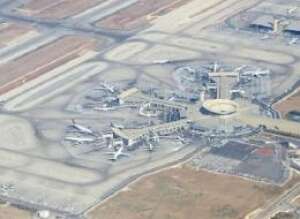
left=264, top=140, right=276, bottom=144
left=287, top=142, right=298, bottom=149
left=71, top=119, right=94, bottom=135
left=168, top=96, right=176, bottom=101
left=65, top=136, right=95, bottom=144
left=234, top=65, right=247, bottom=80
left=287, top=7, right=297, bottom=15
left=288, top=38, right=299, bottom=45
left=212, top=61, right=219, bottom=72
left=205, top=61, right=220, bottom=73
left=107, top=147, right=130, bottom=161
left=261, top=34, right=270, bottom=40
left=113, top=139, right=124, bottom=147
left=230, top=89, right=245, bottom=95
left=145, top=142, right=154, bottom=152
left=101, top=81, right=115, bottom=93
left=152, top=134, right=160, bottom=143
left=93, top=106, right=113, bottom=112
left=176, top=136, right=187, bottom=144
left=153, top=59, right=171, bottom=64
left=107, top=143, right=113, bottom=149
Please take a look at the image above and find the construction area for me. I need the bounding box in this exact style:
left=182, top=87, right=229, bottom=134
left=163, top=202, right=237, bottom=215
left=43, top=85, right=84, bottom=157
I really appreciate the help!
left=0, top=0, right=299, bottom=219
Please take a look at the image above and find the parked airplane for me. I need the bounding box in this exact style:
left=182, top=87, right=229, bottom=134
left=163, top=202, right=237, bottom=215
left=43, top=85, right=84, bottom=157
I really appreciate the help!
left=110, top=122, right=125, bottom=129
left=287, top=7, right=297, bottom=15
left=261, top=34, right=270, bottom=40
left=233, top=65, right=247, bottom=81
left=286, top=141, right=298, bottom=149
left=145, top=142, right=155, bottom=152
left=93, top=106, right=114, bottom=111
left=101, top=81, right=115, bottom=93
left=65, top=136, right=95, bottom=144
left=176, top=136, right=188, bottom=144
left=288, top=38, right=298, bottom=45
left=230, top=89, right=246, bottom=95
left=144, top=134, right=159, bottom=152
left=264, top=140, right=277, bottom=144
left=205, top=61, right=220, bottom=72
left=153, top=59, right=171, bottom=64
left=168, top=96, right=176, bottom=101
left=107, top=147, right=130, bottom=161
left=108, top=143, right=113, bottom=149
left=151, top=134, right=160, bottom=143
left=71, top=119, right=94, bottom=135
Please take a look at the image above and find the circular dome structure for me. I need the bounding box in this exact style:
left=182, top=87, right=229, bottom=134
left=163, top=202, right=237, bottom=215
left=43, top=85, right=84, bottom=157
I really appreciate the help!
left=202, top=99, right=239, bottom=115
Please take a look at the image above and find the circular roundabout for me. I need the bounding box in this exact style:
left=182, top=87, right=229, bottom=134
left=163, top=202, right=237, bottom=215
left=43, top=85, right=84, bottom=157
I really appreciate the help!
left=202, top=99, right=239, bottom=115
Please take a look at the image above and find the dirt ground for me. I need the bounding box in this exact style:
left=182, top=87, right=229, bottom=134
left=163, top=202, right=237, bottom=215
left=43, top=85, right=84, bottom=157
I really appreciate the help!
left=87, top=166, right=286, bottom=219
left=274, top=88, right=300, bottom=117
left=96, top=0, right=192, bottom=31
left=0, top=36, right=96, bottom=94
left=19, top=0, right=103, bottom=19
left=0, top=205, right=31, bottom=219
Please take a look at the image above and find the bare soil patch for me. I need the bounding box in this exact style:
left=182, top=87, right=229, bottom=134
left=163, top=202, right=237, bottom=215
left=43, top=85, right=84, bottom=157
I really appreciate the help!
left=274, top=88, right=300, bottom=117
left=87, top=166, right=287, bottom=219
left=0, top=205, right=31, bottom=219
